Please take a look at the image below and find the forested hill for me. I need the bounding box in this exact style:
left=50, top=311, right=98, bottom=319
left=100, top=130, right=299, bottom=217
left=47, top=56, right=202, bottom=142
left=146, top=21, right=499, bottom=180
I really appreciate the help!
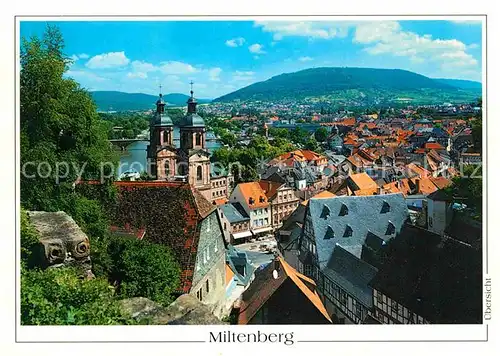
left=214, top=67, right=479, bottom=103
left=91, top=91, right=211, bottom=111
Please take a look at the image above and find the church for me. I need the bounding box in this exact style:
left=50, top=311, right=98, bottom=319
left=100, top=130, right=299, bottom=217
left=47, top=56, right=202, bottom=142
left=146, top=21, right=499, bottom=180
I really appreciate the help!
left=146, top=86, right=234, bottom=203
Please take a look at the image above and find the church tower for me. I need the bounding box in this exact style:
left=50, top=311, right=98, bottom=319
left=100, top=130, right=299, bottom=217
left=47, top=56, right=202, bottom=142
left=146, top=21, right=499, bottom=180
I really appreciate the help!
left=178, top=82, right=211, bottom=190
left=147, top=87, right=177, bottom=180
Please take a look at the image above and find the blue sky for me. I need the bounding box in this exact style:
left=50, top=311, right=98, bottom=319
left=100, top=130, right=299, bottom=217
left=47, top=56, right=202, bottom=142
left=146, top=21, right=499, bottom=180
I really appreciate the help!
left=20, top=20, right=483, bottom=99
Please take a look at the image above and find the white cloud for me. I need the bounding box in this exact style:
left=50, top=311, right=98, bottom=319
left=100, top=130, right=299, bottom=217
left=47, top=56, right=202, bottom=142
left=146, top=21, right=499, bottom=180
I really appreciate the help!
left=66, top=70, right=108, bottom=82
left=468, top=43, right=479, bottom=49
left=70, top=53, right=90, bottom=62
left=127, top=72, right=148, bottom=79
left=159, top=61, right=199, bottom=74
left=299, top=56, right=314, bottom=62
left=255, top=21, right=351, bottom=41
left=249, top=43, right=266, bottom=54
left=353, top=21, right=479, bottom=70
left=225, top=37, right=245, bottom=47
left=85, top=51, right=130, bottom=69
left=131, top=60, right=158, bottom=73
left=208, top=67, right=222, bottom=81
left=233, top=70, right=255, bottom=82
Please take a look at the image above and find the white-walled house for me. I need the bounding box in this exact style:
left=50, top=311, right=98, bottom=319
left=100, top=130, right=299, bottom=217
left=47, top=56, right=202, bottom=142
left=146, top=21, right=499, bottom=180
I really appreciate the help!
left=229, top=182, right=273, bottom=237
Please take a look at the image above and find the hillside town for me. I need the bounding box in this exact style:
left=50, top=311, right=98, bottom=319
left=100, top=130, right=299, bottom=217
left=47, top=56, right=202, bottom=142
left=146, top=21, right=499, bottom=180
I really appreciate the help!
left=70, top=89, right=482, bottom=324
left=19, top=23, right=483, bottom=327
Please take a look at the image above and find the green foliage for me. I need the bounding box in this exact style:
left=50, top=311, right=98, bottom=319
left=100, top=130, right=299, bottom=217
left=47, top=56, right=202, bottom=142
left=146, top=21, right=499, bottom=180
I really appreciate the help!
left=107, top=237, right=180, bottom=306
left=90, top=91, right=211, bottom=112
left=445, top=165, right=482, bottom=221
left=289, top=127, right=310, bottom=145
left=304, top=138, right=320, bottom=152
left=314, top=127, right=329, bottom=142
left=214, top=67, right=479, bottom=103
left=20, top=25, right=118, bottom=211
left=21, top=267, right=133, bottom=325
left=20, top=209, right=41, bottom=268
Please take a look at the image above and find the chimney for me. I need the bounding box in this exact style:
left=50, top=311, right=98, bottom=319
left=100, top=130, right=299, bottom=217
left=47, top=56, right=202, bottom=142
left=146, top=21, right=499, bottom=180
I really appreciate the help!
left=415, top=179, right=420, bottom=194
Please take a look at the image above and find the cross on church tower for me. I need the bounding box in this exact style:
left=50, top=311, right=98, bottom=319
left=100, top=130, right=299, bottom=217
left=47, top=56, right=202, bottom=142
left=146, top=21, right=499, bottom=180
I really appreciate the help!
left=189, top=80, right=194, bottom=97
left=159, top=84, right=163, bottom=96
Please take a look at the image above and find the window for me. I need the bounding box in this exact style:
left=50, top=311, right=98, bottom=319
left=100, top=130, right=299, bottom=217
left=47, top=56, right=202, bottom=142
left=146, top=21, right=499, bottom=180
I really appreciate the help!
left=381, top=201, right=390, bottom=213
left=320, top=205, right=330, bottom=219
left=429, top=217, right=433, bottom=227
left=196, top=133, right=202, bottom=146
left=340, top=290, right=348, bottom=306
left=164, top=161, right=170, bottom=176
left=343, top=225, right=353, bottom=238
left=391, top=300, right=398, bottom=314
left=353, top=299, right=362, bottom=318
left=196, top=288, right=203, bottom=301
left=163, top=130, right=169, bottom=144
left=197, top=166, right=203, bottom=181
left=386, top=221, right=395, bottom=235
left=339, top=203, right=349, bottom=216
left=324, top=225, right=335, bottom=239
left=224, top=222, right=227, bottom=231
left=205, top=279, right=210, bottom=294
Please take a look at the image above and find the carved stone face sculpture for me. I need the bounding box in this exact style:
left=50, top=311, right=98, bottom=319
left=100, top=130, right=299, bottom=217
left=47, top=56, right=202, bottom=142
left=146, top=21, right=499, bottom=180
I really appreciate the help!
left=27, top=211, right=93, bottom=278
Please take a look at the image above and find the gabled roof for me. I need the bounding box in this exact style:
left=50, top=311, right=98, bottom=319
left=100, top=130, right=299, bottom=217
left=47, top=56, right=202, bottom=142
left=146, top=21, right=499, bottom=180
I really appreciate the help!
left=348, top=172, right=378, bottom=191
left=220, top=202, right=250, bottom=223
left=370, top=224, right=482, bottom=323
left=78, top=181, right=215, bottom=294
left=237, top=257, right=332, bottom=324
left=258, top=180, right=284, bottom=200
left=324, top=246, right=378, bottom=307
left=236, top=182, right=269, bottom=209
left=307, top=194, right=408, bottom=269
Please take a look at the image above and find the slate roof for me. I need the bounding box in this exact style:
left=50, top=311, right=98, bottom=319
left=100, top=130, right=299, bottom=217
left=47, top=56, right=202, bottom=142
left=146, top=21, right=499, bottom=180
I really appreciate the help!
left=220, top=202, right=250, bottom=224
left=324, top=246, right=378, bottom=307
left=370, top=224, right=482, bottom=323
left=307, top=193, right=409, bottom=269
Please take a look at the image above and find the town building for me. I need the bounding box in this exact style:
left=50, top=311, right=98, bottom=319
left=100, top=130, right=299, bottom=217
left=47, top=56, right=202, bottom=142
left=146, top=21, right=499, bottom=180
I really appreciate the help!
left=229, top=182, right=273, bottom=238
left=259, top=180, right=300, bottom=228
left=297, top=193, right=409, bottom=324
left=369, top=223, right=482, bottom=324
left=218, top=202, right=252, bottom=244
left=146, top=86, right=233, bottom=203
left=81, top=181, right=228, bottom=317
left=235, top=257, right=332, bottom=324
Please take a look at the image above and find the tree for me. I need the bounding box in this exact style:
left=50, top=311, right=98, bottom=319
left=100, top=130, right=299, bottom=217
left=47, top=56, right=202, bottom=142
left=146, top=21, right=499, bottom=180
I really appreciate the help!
left=20, top=25, right=118, bottom=212
left=314, top=127, right=329, bottom=142
left=445, top=165, right=482, bottom=221
left=107, top=237, right=180, bottom=306
left=20, top=209, right=41, bottom=269
left=304, top=138, right=320, bottom=152
left=21, top=267, right=133, bottom=325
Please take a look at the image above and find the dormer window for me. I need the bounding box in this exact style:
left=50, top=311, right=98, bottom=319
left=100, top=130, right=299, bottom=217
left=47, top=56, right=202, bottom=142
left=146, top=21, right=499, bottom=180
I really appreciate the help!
left=381, top=201, right=390, bottom=214
left=324, top=225, right=335, bottom=239
left=320, top=205, right=330, bottom=219
left=339, top=203, right=349, bottom=216
left=343, top=225, right=353, bottom=238
left=259, top=196, right=265, bottom=203
left=386, top=221, right=395, bottom=235
left=249, top=197, right=255, bottom=205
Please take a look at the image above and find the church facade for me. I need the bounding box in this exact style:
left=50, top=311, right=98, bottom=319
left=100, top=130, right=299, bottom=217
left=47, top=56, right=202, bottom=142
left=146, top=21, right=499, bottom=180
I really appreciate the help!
left=146, top=88, right=234, bottom=202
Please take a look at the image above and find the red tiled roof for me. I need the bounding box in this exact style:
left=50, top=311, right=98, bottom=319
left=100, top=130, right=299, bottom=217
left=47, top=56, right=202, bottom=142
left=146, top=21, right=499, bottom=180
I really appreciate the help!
left=237, top=257, right=331, bottom=324
left=78, top=181, right=209, bottom=294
